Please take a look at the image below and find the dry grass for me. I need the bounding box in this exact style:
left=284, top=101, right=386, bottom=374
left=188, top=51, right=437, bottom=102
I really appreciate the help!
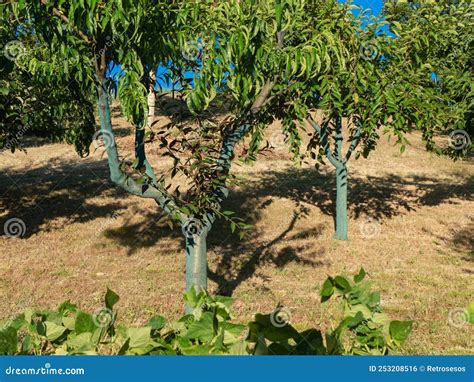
left=0, top=110, right=472, bottom=355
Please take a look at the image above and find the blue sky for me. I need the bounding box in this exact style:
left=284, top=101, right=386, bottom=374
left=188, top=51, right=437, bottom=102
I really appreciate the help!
left=350, top=0, right=383, bottom=15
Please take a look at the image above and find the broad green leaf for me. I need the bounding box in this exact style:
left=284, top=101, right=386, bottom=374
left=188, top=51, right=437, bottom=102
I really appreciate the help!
left=389, top=320, right=413, bottom=345
left=334, top=276, right=351, bottom=293
left=75, top=311, right=95, bottom=334
left=127, top=327, right=151, bottom=348
left=62, top=316, right=76, bottom=331
left=179, top=343, right=213, bottom=355
left=66, top=332, right=94, bottom=351
left=149, top=315, right=166, bottom=331
left=105, top=288, right=119, bottom=310
left=228, top=340, right=249, bottom=355
left=58, top=301, right=78, bottom=315
left=44, top=321, right=67, bottom=342
left=320, top=278, right=334, bottom=302
left=354, top=267, right=366, bottom=283
left=264, top=324, right=299, bottom=342
left=184, top=312, right=215, bottom=342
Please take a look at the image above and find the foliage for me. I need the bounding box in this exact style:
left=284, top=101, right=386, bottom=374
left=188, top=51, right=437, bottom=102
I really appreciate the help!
left=383, top=0, right=473, bottom=157
left=320, top=268, right=413, bottom=355
left=0, top=270, right=412, bottom=355
left=0, top=11, right=95, bottom=155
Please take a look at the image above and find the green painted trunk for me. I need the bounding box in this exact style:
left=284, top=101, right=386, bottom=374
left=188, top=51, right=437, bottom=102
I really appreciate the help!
left=185, top=232, right=208, bottom=313
left=334, top=164, right=348, bottom=241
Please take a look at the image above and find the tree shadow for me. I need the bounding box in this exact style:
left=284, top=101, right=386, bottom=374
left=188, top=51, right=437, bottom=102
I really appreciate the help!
left=208, top=204, right=327, bottom=296
left=1, top=157, right=471, bottom=292
left=102, top=210, right=182, bottom=257
left=0, top=157, right=127, bottom=239
left=205, top=166, right=473, bottom=295
left=452, top=225, right=474, bottom=266
left=243, top=166, right=473, bottom=221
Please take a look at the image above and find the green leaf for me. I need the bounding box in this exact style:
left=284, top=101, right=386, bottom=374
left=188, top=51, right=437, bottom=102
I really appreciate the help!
left=368, top=292, right=381, bottom=307
left=222, top=322, right=246, bottom=345
left=354, top=267, right=366, bottom=283
left=75, top=311, right=96, bottom=334
left=228, top=340, right=249, bottom=355
left=62, top=316, right=76, bottom=331
left=44, top=321, right=67, bottom=342
left=184, top=312, right=215, bottom=342
left=179, top=343, right=213, bottom=355
left=65, top=332, right=94, bottom=351
left=264, top=324, right=299, bottom=342
left=21, top=335, right=31, bottom=353
left=320, top=278, right=334, bottom=302
left=389, top=320, right=413, bottom=345
left=127, top=327, right=151, bottom=348
left=295, top=329, right=325, bottom=354
left=149, top=315, right=166, bottom=331
left=58, top=301, right=78, bottom=315
left=347, top=311, right=365, bottom=328
left=334, top=276, right=351, bottom=293
left=105, top=288, right=119, bottom=310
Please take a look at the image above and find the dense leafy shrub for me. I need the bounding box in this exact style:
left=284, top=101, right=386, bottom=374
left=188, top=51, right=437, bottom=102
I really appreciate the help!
left=0, top=270, right=412, bottom=355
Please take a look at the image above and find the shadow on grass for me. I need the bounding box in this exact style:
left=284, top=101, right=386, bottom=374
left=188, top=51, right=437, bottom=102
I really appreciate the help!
left=449, top=223, right=473, bottom=264
left=0, top=157, right=126, bottom=239
left=1, top=158, right=472, bottom=292
left=208, top=205, right=327, bottom=296
left=206, top=167, right=473, bottom=295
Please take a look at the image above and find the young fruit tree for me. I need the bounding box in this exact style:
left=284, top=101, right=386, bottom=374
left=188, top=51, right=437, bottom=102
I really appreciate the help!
left=258, top=0, right=472, bottom=240
left=5, top=0, right=333, bottom=305
left=2, top=1, right=222, bottom=300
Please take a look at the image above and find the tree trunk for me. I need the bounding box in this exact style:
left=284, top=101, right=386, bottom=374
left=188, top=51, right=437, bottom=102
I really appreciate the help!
left=185, top=231, right=208, bottom=313
left=146, top=70, right=156, bottom=128
left=334, top=164, right=348, bottom=241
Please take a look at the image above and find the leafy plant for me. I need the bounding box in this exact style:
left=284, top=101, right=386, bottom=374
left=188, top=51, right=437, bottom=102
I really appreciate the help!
left=320, top=268, right=412, bottom=355
left=0, top=270, right=413, bottom=356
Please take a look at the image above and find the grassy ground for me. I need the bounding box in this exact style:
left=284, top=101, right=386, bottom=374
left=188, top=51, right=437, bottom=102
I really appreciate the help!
left=0, top=109, right=472, bottom=355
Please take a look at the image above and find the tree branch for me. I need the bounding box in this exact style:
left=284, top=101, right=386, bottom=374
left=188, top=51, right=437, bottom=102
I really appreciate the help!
left=97, top=80, right=185, bottom=222
left=40, top=0, right=91, bottom=44
left=307, top=116, right=342, bottom=168
left=249, top=31, right=286, bottom=115
left=135, top=125, right=158, bottom=184
left=345, top=123, right=362, bottom=163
